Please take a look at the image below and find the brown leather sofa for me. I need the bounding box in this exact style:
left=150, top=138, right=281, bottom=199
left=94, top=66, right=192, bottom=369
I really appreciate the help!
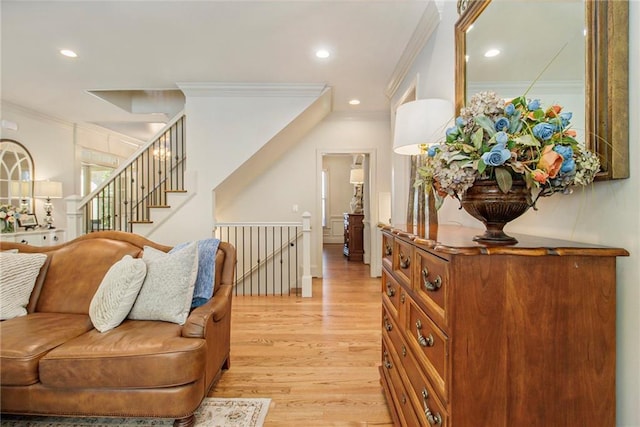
left=0, top=231, right=236, bottom=427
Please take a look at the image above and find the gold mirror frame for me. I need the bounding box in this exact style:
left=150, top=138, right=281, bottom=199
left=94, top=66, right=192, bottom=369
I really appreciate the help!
left=455, top=0, right=629, bottom=181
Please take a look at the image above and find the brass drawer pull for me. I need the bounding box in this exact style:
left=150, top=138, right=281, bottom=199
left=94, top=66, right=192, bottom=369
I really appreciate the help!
left=386, top=284, right=395, bottom=298
left=402, top=345, right=407, bottom=357
left=401, top=293, right=406, bottom=304
left=399, top=252, right=410, bottom=269
left=421, top=388, right=443, bottom=425
left=384, top=243, right=392, bottom=256
left=421, top=267, right=442, bottom=292
left=416, top=320, right=434, bottom=347
left=383, top=351, right=392, bottom=369
left=384, top=317, right=393, bottom=332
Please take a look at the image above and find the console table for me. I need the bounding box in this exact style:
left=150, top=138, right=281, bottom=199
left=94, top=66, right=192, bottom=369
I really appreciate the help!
left=343, top=213, right=364, bottom=261
left=379, top=224, right=628, bottom=427
left=0, top=228, right=66, bottom=246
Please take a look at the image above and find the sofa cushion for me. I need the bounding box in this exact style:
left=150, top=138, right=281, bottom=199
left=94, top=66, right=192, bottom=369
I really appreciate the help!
left=0, top=313, right=94, bottom=386
left=36, top=239, right=143, bottom=314
left=39, top=320, right=206, bottom=389
left=0, top=252, right=48, bottom=320
left=171, top=238, right=220, bottom=308
left=89, top=255, right=147, bottom=332
left=128, top=242, right=198, bottom=325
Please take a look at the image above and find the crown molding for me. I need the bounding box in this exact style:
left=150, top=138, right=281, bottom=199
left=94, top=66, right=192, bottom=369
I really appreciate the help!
left=1, top=100, right=73, bottom=130
left=1, top=100, right=144, bottom=145
left=385, top=2, right=441, bottom=100
left=176, top=82, right=328, bottom=98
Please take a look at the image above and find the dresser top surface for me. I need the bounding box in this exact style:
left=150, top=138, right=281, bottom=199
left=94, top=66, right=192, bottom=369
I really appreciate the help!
left=380, top=224, right=629, bottom=257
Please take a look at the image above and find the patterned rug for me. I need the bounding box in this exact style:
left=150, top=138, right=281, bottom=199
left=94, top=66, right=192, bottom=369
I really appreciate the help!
left=0, top=398, right=271, bottom=427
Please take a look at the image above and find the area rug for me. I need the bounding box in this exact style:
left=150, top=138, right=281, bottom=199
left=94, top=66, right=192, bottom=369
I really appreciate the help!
left=0, top=398, right=271, bottom=427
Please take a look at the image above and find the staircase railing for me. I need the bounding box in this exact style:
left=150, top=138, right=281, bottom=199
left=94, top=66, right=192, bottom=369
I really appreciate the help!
left=214, top=213, right=312, bottom=297
left=79, top=113, right=186, bottom=233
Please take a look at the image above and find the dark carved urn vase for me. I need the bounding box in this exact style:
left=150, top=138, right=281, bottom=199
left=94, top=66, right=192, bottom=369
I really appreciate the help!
left=460, top=180, right=531, bottom=245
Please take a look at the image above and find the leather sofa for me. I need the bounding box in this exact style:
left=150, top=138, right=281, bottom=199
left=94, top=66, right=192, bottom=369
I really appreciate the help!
left=0, top=231, right=236, bottom=427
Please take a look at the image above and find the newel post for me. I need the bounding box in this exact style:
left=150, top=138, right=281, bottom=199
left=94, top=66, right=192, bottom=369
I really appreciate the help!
left=65, top=195, right=83, bottom=240
left=301, top=211, right=312, bottom=297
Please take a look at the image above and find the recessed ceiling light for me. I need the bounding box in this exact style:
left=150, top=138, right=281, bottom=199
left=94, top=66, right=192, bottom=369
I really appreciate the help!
left=484, top=49, right=500, bottom=58
left=60, top=49, right=77, bottom=58
left=315, top=49, right=330, bottom=59
left=349, top=99, right=361, bottom=106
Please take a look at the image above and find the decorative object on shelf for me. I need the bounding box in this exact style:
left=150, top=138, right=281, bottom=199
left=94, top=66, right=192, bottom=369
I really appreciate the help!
left=393, top=99, right=454, bottom=239
left=34, top=181, right=63, bottom=229
left=17, top=213, right=38, bottom=230
left=420, top=91, right=600, bottom=244
left=349, top=167, right=364, bottom=214
left=0, top=205, right=18, bottom=233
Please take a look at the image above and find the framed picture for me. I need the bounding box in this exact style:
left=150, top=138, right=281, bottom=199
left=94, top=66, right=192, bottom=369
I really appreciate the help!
left=17, top=213, right=38, bottom=229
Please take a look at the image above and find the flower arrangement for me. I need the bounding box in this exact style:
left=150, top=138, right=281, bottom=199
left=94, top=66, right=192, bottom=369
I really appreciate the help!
left=420, top=91, right=600, bottom=205
left=0, top=204, right=19, bottom=233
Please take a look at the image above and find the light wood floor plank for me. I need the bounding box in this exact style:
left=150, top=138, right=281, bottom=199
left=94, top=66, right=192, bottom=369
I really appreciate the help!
left=210, top=244, right=393, bottom=426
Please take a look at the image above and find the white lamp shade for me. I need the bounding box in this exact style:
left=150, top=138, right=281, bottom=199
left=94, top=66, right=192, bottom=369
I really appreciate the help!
left=349, top=168, right=364, bottom=184
left=34, top=181, right=63, bottom=199
left=393, top=98, right=454, bottom=155
left=10, top=181, right=31, bottom=198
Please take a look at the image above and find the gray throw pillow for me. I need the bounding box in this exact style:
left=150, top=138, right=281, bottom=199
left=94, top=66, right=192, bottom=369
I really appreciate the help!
left=89, top=255, right=147, bottom=332
left=128, top=242, right=198, bottom=325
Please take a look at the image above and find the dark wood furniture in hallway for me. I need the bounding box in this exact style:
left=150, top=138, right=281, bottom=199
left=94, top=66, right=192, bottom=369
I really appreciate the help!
left=343, top=213, right=364, bottom=262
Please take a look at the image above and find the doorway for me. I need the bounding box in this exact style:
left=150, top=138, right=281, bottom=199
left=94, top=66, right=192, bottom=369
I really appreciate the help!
left=316, top=149, right=376, bottom=278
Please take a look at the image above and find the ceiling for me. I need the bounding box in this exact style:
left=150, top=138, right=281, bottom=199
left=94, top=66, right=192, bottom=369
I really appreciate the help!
left=1, top=0, right=432, bottom=142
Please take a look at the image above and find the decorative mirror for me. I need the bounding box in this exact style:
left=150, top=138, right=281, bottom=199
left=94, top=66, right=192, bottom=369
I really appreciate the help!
left=0, top=139, right=34, bottom=212
left=455, top=0, right=629, bottom=181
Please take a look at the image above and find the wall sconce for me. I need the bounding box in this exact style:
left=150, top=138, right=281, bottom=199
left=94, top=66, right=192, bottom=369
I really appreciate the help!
left=34, top=181, right=63, bottom=229
left=393, top=98, right=453, bottom=238
left=349, top=167, right=365, bottom=214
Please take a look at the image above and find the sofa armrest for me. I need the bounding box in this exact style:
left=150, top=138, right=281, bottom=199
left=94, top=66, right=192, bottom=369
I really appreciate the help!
left=181, top=284, right=232, bottom=338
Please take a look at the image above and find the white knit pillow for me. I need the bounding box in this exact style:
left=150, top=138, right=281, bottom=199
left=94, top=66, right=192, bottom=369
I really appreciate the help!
left=89, top=255, right=147, bottom=332
left=0, top=252, right=47, bottom=320
left=128, top=242, right=198, bottom=325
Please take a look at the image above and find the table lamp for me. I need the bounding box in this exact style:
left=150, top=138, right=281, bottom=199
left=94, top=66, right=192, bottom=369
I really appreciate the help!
left=34, top=181, right=63, bottom=229
left=393, top=98, right=453, bottom=238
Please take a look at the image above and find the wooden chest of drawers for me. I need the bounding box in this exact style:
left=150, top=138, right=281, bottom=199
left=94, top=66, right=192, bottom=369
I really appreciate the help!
left=379, top=225, right=628, bottom=427
left=344, top=213, right=364, bottom=261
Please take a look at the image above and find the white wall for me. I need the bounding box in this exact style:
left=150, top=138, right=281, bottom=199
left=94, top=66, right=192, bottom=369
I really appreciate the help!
left=146, top=87, right=324, bottom=246
left=0, top=103, right=139, bottom=231
left=215, top=111, right=390, bottom=277
left=389, top=2, right=640, bottom=425
left=322, top=155, right=353, bottom=244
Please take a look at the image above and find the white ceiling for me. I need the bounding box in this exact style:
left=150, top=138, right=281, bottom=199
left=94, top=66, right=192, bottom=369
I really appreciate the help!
left=1, top=0, right=432, bottom=141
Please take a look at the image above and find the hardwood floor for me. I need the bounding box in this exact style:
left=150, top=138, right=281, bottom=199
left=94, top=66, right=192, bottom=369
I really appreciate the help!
left=210, top=244, right=393, bottom=426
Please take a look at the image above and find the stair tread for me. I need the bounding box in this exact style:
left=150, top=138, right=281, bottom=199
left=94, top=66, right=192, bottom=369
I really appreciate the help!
left=147, top=205, right=170, bottom=208
left=165, top=190, right=187, bottom=193
left=130, top=220, right=153, bottom=224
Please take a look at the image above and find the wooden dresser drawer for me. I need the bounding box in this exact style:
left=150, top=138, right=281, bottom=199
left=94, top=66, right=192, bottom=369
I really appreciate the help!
left=402, top=334, right=449, bottom=426
left=393, top=238, right=413, bottom=286
left=382, top=233, right=394, bottom=271
left=381, top=271, right=401, bottom=317
left=406, top=298, right=449, bottom=401
left=381, top=337, right=421, bottom=426
left=414, top=248, right=449, bottom=328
